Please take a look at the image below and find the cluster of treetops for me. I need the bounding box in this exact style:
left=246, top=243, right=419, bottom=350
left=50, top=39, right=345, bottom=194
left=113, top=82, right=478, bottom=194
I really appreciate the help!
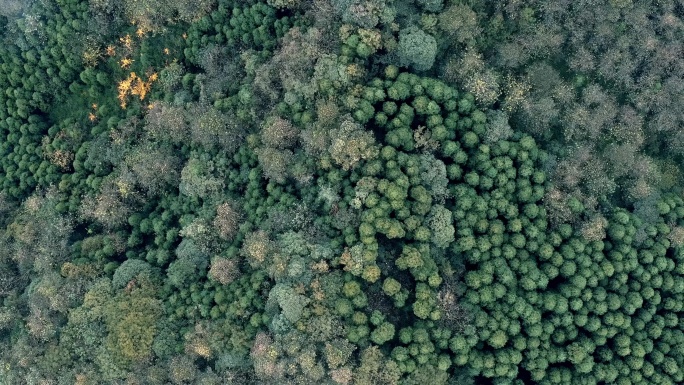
left=0, top=0, right=683, bottom=384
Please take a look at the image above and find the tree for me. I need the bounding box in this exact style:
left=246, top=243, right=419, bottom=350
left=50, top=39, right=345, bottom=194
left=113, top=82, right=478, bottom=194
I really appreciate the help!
left=6, top=190, right=72, bottom=274
left=484, top=110, right=513, bottom=144
left=125, top=145, right=181, bottom=196
left=179, top=156, right=224, bottom=199
left=416, top=0, right=443, bottom=12
left=403, top=364, right=449, bottom=385
left=354, top=346, right=401, bottom=385
left=382, top=277, right=401, bottom=297
left=253, top=26, right=327, bottom=108
left=464, top=69, right=501, bottom=107
left=112, top=259, right=153, bottom=289
left=64, top=275, right=163, bottom=372
left=121, top=0, right=214, bottom=32
left=370, top=321, right=395, bottom=345
left=241, top=230, right=272, bottom=268
left=144, top=102, right=188, bottom=144
left=195, top=44, right=244, bottom=103
left=188, top=105, right=243, bottom=153
left=169, top=355, right=198, bottom=384
left=213, top=202, right=241, bottom=240
left=251, top=332, right=285, bottom=381
left=167, top=239, right=209, bottom=288
left=324, top=338, right=356, bottom=369
left=330, top=0, right=390, bottom=28
left=427, top=204, right=454, bottom=248
left=256, top=147, right=293, bottom=184
left=105, top=290, right=162, bottom=366
left=261, top=116, right=298, bottom=149
left=0, top=0, right=25, bottom=17
left=208, top=257, right=240, bottom=285
left=0, top=261, right=22, bottom=298
left=267, top=0, right=302, bottom=9
left=329, top=115, right=379, bottom=171
left=26, top=301, right=56, bottom=342
left=268, top=283, right=310, bottom=324
left=79, top=180, right=133, bottom=229
left=397, top=27, right=437, bottom=71
left=438, top=4, right=481, bottom=45
left=178, top=218, right=216, bottom=254
left=580, top=215, right=608, bottom=242
left=396, top=245, right=423, bottom=270
left=488, top=329, right=508, bottom=349
left=420, top=154, right=450, bottom=200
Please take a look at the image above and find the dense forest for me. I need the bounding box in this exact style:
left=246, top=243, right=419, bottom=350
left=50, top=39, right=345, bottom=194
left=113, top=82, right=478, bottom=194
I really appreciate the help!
left=0, top=0, right=684, bottom=384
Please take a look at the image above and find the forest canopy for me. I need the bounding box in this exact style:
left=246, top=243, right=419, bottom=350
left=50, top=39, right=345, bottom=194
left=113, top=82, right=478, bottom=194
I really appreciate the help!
left=1, top=0, right=684, bottom=384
